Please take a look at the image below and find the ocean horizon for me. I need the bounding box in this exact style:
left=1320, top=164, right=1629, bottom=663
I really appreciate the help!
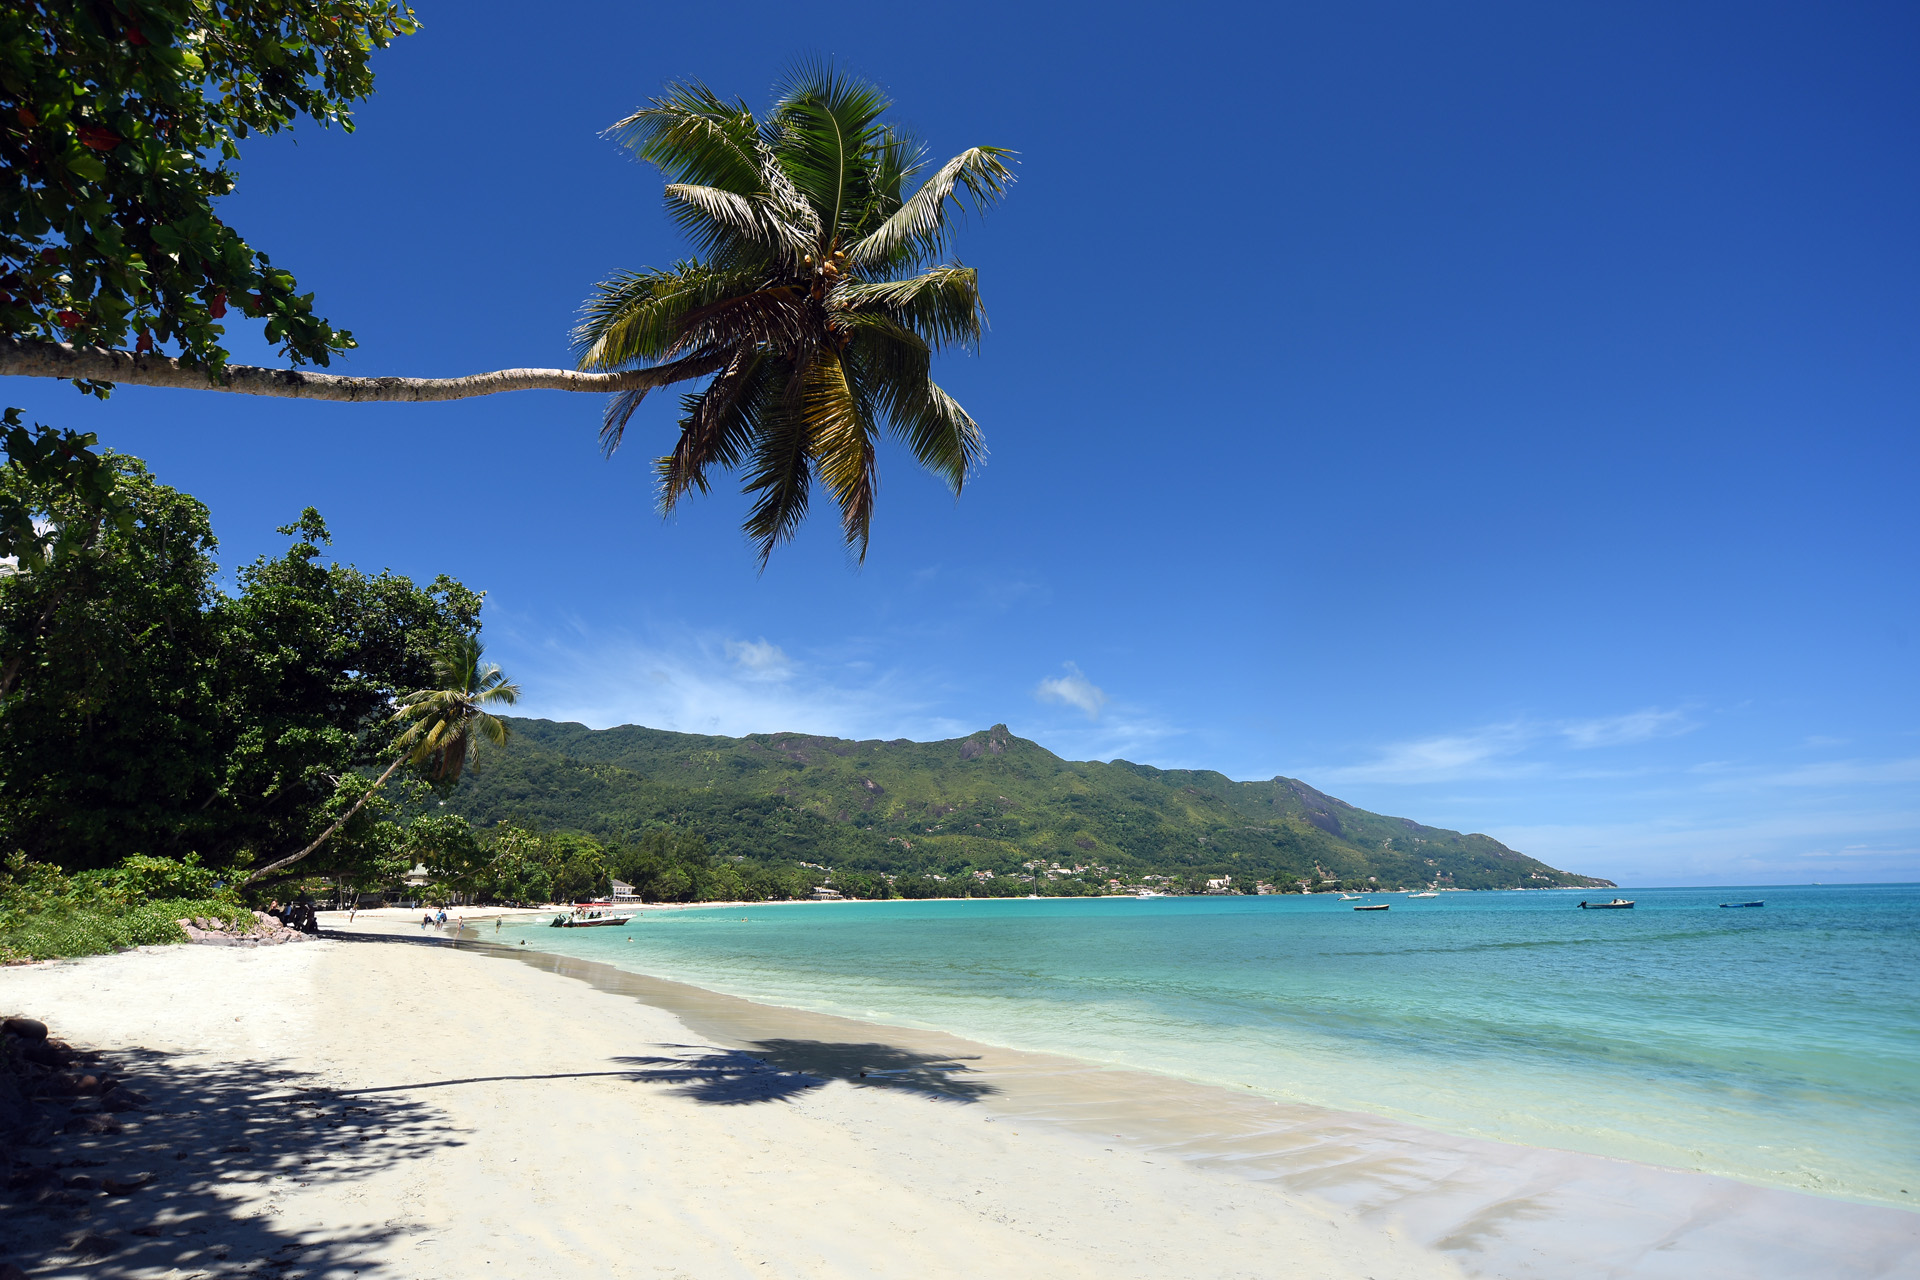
left=504, top=883, right=1920, bottom=1211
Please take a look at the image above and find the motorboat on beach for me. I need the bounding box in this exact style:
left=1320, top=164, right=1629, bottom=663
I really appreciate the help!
left=1578, top=899, right=1636, bottom=910
left=1719, top=900, right=1764, bottom=908
left=550, top=901, right=635, bottom=928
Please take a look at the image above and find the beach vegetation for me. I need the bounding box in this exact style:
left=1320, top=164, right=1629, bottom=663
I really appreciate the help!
left=0, top=452, right=488, bottom=896
left=0, top=852, right=248, bottom=963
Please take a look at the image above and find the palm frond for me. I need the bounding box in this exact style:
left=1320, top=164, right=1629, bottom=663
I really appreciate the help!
left=740, top=387, right=815, bottom=569
left=607, top=83, right=763, bottom=192
left=835, top=266, right=985, bottom=350
left=849, top=148, right=1014, bottom=272
left=770, top=63, right=893, bottom=248
left=658, top=347, right=771, bottom=513
left=802, top=349, right=880, bottom=560
left=852, top=330, right=982, bottom=493
left=661, top=183, right=817, bottom=267
left=573, top=263, right=760, bottom=370
left=597, top=348, right=734, bottom=456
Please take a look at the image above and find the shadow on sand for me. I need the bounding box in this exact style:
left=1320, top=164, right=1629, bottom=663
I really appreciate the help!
left=3, top=1048, right=448, bottom=1279
left=328, top=1039, right=999, bottom=1109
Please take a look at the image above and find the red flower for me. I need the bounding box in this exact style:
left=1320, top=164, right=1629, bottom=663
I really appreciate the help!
left=135, top=331, right=154, bottom=354
left=207, top=291, right=227, bottom=319
left=39, top=248, right=60, bottom=265
left=15, top=107, right=37, bottom=128
left=55, top=310, right=83, bottom=330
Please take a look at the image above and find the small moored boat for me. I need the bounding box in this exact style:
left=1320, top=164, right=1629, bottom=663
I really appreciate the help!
left=551, top=901, right=635, bottom=928
left=1353, top=903, right=1390, bottom=911
left=1578, top=899, right=1635, bottom=910
left=1407, top=891, right=1438, bottom=898
left=1719, top=900, right=1764, bottom=909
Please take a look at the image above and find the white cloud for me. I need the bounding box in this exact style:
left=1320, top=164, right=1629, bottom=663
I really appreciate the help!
left=725, top=637, right=792, bottom=680
left=1317, top=706, right=1701, bottom=784
left=1559, top=707, right=1696, bottom=748
left=504, top=626, right=969, bottom=742
left=1316, top=720, right=1538, bottom=784
left=1034, top=662, right=1109, bottom=719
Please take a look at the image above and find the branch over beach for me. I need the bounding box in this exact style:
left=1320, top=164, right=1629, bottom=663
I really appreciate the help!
left=0, top=338, right=727, bottom=404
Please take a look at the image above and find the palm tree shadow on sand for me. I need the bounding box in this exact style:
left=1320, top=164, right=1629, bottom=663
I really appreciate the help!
left=612, top=1039, right=998, bottom=1106
left=3, top=1047, right=448, bottom=1279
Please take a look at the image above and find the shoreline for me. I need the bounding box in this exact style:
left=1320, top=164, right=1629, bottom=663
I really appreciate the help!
left=4, top=927, right=1914, bottom=1278
left=364, top=911, right=1917, bottom=1272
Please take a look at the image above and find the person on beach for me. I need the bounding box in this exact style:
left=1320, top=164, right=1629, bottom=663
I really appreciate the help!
left=421, top=912, right=431, bottom=930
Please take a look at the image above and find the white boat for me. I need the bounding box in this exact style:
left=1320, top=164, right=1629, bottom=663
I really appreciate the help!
left=1407, top=891, right=1438, bottom=898
left=1133, top=889, right=1166, bottom=898
left=1339, top=893, right=1364, bottom=901
left=550, top=902, right=635, bottom=928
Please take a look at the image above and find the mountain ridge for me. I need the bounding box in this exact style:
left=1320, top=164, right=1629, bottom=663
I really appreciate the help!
left=447, top=718, right=1616, bottom=892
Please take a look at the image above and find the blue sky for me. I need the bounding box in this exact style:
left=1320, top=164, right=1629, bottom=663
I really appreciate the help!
left=9, top=2, right=1917, bottom=885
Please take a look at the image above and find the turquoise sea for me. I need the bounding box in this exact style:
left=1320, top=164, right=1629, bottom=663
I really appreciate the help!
left=500, top=884, right=1920, bottom=1208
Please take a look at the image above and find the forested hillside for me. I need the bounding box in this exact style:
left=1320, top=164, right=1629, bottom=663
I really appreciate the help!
left=448, top=720, right=1614, bottom=893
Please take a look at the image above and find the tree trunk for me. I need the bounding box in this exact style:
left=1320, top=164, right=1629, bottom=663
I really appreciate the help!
left=242, top=754, right=408, bottom=887
left=1, top=338, right=725, bottom=403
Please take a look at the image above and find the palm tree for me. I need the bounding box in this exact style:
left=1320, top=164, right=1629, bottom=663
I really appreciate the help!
left=243, top=635, right=519, bottom=886
left=574, top=65, right=1014, bottom=565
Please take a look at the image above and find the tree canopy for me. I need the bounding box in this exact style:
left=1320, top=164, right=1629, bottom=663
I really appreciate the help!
left=1, top=0, right=418, bottom=380
left=576, top=66, right=1013, bottom=562
left=0, top=459, right=482, bottom=874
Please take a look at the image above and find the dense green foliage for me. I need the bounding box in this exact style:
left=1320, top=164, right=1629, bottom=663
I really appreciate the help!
left=577, top=66, right=1011, bottom=563
left=448, top=720, right=1615, bottom=894
left=0, top=456, right=482, bottom=881
left=0, top=852, right=249, bottom=962
left=1, top=0, right=416, bottom=374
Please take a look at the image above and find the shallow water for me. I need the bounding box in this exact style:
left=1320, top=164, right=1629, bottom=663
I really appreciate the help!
left=504, top=884, right=1920, bottom=1208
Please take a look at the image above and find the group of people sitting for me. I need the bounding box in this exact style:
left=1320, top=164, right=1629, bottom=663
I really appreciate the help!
left=267, top=898, right=320, bottom=933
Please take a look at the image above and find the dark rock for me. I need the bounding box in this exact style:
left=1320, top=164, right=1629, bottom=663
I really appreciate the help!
left=102, top=1090, right=148, bottom=1113
left=63, top=1174, right=94, bottom=1190
left=6, top=1164, right=57, bottom=1190
left=103, top=1172, right=153, bottom=1195
left=22, top=1040, right=72, bottom=1068
left=61, top=1114, right=120, bottom=1136
left=71, top=1234, right=120, bottom=1259
left=1, top=1017, right=48, bottom=1041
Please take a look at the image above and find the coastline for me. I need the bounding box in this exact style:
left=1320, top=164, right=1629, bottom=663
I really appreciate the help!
left=4, top=924, right=1915, bottom=1279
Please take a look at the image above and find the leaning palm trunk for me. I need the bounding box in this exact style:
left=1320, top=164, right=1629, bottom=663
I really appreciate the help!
left=240, top=754, right=408, bottom=887
left=239, top=635, right=518, bottom=891
left=0, top=337, right=724, bottom=402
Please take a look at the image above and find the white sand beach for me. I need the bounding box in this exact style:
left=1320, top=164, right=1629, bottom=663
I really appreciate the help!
left=3, top=924, right=1915, bottom=1279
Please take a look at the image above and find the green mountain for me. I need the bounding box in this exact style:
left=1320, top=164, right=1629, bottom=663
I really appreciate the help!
left=448, top=718, right=1614, bottom=894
